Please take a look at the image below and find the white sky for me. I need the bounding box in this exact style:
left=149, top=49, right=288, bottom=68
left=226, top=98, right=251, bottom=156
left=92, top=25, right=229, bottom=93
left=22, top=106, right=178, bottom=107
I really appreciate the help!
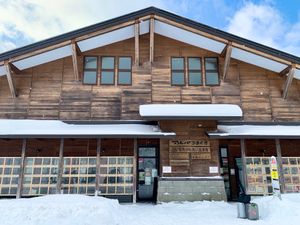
left=0, top=0, right=299, bottom=56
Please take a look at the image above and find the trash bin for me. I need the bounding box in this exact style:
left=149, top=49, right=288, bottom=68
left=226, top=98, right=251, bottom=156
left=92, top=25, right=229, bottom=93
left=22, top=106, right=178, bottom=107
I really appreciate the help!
left=237, top=202, right=247, bottom=219
left=246, top=203, right=259, bottom=220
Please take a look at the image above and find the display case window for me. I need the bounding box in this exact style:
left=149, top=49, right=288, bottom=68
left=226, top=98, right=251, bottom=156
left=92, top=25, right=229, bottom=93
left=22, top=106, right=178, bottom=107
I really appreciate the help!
left=246, top=156, right=300, bottom=195
left=0, top=157, right=21, bottom=196
left=62, top=157, right=96, bottom=195
left=99, top=156, right=134, bottom=195
left=22, top=157, right=58, bottom=196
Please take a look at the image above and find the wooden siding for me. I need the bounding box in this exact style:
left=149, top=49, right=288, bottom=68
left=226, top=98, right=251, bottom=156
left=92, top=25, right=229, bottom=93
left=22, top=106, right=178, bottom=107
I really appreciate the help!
left=0, top=34, right=300, bottom=121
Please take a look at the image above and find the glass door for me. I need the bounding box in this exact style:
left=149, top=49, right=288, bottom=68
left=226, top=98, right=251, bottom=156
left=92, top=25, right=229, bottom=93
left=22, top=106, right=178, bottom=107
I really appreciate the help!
left=137, top=146, right=158, bottom=202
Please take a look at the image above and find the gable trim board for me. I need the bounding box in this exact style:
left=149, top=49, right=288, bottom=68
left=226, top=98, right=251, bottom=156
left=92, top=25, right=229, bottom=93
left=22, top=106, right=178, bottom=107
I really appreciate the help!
left=0, top=7, right=299, bottom=78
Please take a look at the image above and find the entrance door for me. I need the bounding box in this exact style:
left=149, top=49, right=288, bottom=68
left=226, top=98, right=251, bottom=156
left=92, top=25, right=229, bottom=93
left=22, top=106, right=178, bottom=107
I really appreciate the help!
left=137, top=146, right=158, bottom=202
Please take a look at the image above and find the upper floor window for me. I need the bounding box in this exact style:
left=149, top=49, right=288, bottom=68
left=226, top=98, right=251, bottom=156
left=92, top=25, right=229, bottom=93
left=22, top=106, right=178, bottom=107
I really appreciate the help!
left=171, top=57, right=185, bottom=85
left=83, top=57, right=98, bottom=84
left=188, top=57, right=202, bottom=85
left=205, top=57, right=219, bottom=86
left=101, top=57, right=115, bottom=85
left=118, top=57, right=132, bottom=85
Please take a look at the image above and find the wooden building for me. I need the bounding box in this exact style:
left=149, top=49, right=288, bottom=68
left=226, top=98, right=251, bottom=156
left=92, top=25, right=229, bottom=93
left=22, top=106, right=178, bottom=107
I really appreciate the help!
left=0, top=7, right=300, bottom=202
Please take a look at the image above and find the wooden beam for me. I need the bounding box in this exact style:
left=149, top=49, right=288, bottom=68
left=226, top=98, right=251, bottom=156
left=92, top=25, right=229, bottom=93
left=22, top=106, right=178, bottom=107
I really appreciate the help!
left=95, top=138, right=101, bottom=196
left=222, top=43, right=232, bottom=80
left=279, top=65, right=291, bottom=76
left=4, top=61, right=17, bottom=98
left=275, top=139, right=285, bottom=193
left=133, top=138, right=137, bottom=203
left=282, top=65, right=296, bottom=99
left=10, top=63, right=22, bottom=74
left=56, top=138, right=64, bottom=194
left=16, top=139, right=26, bottom=198
left=149, top=16, right=155, bottom=64
left=134, top=21, right=140, bottom=66
left=240, top=139, right=248, bottom=194
left=71, top=41, right=80, bottom=81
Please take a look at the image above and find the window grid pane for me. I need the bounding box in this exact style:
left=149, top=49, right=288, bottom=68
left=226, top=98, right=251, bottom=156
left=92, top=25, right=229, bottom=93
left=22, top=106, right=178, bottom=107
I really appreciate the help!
left=0, top=157, right=21, bottom=196
left=101, top=71, right=115, bottom=84
left=62, top=157, right=96, bottom=195
left=22, top=157, right=59, bottom=196
left=83, top=71, right=97, bottom=84
left=205, top=58, right=219, bottom=85
left=101, top=57, right=115, bottom=70
left=99, top=156, right=134, bottom=195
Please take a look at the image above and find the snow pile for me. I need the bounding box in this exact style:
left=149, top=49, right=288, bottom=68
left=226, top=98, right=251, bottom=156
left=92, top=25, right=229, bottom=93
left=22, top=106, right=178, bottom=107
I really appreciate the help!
left=0, top=195, right=122, bottom=225
left=1, top=194, right=300, bottom=225
left=252, top=193, right=300, bottom=224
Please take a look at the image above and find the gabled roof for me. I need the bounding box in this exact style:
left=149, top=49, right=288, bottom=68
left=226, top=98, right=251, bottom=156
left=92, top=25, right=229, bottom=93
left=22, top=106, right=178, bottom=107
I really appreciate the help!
left=0, top=6, right=299, bottom=64
left=0, top=6, right=299, bottom=78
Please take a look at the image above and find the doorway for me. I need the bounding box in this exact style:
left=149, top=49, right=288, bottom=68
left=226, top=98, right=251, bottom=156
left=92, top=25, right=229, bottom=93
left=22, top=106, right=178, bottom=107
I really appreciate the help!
left=137, top=145, right=159, bottom=202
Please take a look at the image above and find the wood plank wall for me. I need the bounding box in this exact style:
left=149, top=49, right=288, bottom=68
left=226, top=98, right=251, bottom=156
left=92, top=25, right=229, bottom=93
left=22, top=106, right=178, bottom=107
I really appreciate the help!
left=1, top=34, right=300, bottom=121
left=160, top=120, right=220, bottom=177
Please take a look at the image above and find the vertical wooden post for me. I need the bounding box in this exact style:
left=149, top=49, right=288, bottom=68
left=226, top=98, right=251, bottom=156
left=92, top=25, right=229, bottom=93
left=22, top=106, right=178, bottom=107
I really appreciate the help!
left=133, top=138, right=137, bottom=203
left=16, top=139, right=26, bottom=198
left=282, top=66, right=296, bottom=99
left=149, top=16, right=155, bottom=64
left=134, top=21, right=140, bottom=66
left=71, top=41, right=80, bottom=81
left=56, top=138, right=64, bottom=194
left=222, top=43, right=232, bottom=80
left=95, top=138, right=101, bottom=196
left=240, top=139, right=248, bottom=194
left=4, top=61, right=17, bottom=98
left=275, top=139, right=285, bottom=193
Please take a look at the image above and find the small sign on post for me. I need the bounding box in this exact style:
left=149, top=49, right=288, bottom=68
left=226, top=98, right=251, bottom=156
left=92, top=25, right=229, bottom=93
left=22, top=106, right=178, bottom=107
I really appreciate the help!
left=270, top=156, right=281, bottom=200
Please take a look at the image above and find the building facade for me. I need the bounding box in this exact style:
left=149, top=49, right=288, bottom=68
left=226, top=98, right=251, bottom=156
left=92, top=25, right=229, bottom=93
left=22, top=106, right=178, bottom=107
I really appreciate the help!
left=0, top=7, right=300, bottom=203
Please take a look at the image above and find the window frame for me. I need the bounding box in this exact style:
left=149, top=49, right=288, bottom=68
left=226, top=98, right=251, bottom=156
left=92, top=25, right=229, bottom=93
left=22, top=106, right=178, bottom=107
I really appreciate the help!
left=100, top=56, right=116, bottom=85
left=204, top=57, right=220, bottom=86
left=117, top=56, right=132, bottom=85
left=170, top=57, right=186, bottom=86
left=82, top=56, right=99, bottom=85
left=187, top=57, right=202, bottom=86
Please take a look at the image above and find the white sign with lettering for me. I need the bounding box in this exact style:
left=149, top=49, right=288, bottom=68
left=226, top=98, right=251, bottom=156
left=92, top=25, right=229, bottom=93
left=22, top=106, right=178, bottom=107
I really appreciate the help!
left=162, top=166, right=172, bottom=173
left=209, top=166, right=219, bottom=174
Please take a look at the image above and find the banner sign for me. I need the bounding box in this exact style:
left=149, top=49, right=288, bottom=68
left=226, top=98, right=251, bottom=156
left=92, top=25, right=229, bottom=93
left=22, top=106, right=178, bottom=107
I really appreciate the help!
left=270, top=156, right=282, bottom=200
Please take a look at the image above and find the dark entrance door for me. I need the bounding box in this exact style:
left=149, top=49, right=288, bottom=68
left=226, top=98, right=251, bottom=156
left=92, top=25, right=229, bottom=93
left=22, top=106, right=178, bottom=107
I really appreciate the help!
left=137, top=146, right=158, bottom=202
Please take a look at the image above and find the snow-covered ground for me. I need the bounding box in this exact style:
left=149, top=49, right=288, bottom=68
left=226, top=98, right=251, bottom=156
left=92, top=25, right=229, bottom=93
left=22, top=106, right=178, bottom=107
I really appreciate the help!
left=0, top=194, right=299, bottom=225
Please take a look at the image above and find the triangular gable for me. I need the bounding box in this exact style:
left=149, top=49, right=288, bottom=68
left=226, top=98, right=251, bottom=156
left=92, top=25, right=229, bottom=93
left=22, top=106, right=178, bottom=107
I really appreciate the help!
left=0, top=7, right=299, bottom=79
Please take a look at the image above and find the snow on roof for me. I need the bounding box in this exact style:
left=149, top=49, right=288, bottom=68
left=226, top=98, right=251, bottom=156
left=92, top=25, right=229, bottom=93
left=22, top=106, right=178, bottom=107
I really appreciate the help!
left=139, top=104, right=243, bottom=120
left=0, top=119, right=175, bottom=138
left=208, top=124, right=300, bottom=139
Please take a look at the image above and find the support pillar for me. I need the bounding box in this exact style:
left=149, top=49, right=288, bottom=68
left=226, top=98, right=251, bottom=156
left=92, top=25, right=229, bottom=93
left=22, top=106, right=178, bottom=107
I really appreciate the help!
left=275, top=139, right=285, bottom=193
left=95, top=138, right=101, bottom=196
left=16, top=139, right=26, bottom=198
left=56, top=138, right=64, bottom=194
left=240, top=139, right=248, bottom=194
left=149, top=16, right=155, bottom=64
left=133, top=138, right=137, bottom=203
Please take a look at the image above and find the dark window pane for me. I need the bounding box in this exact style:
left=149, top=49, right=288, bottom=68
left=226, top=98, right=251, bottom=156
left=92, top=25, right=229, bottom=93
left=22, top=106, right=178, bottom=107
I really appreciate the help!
left=171, top=58, right=184, bottom=70
left=85, top=57, right=97, bottom=69
left=188, top=58, right=201, bottom=70
left=101, top=71, right=114, bottom=84
left=206, top=72, right=219, bottom=85
left=205, top=58, right=218, bottom=70
left=118, top=71, right=131, bottom=84
left=83, top=71, right=97, bottom=84
left=102, top=57, right=115, bottom=69
left=189, top=72, right=202, bottom=85
left=119, top=57, right=131, bottom=69
left=172, top=72, right=184, bottom=85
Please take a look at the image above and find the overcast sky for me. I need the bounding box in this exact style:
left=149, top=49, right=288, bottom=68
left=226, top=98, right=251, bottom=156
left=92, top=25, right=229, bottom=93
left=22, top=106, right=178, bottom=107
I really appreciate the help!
left=0, top=0, right=299, bottom=56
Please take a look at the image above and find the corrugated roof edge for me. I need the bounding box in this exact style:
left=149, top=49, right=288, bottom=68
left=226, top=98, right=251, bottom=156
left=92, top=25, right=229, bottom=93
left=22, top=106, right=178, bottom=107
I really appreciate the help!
left=0, top=6, right=299, bottom=64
